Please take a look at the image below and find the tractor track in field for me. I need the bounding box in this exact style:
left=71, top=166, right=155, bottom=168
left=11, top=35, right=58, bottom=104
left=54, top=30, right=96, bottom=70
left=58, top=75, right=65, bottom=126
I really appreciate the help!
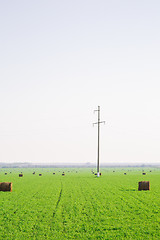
left=52, top=181, right=63, bottom=218
left=79, top=185, right=92, bottom=220
left=128, top=192, right=159, bottom=215
left=110, top=183, right=156, bottom=216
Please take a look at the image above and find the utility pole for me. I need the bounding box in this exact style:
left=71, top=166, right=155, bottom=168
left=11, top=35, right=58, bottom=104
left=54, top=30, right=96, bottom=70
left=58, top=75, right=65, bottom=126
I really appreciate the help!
left=93, top=106, right=105, bottom=177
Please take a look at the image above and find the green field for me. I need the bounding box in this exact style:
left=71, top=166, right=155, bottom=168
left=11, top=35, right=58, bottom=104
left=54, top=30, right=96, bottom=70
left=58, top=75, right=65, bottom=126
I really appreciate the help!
left=0, top=168, right=160, bottom=239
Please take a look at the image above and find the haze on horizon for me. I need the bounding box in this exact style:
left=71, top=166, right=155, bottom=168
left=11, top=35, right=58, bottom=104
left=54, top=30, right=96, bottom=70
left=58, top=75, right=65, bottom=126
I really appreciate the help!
left=0, top=1, right=160, bottom=165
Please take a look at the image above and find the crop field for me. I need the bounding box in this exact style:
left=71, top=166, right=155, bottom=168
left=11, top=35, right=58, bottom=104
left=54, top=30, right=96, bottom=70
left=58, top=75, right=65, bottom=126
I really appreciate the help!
left=0, top=168, right=160, bottom=239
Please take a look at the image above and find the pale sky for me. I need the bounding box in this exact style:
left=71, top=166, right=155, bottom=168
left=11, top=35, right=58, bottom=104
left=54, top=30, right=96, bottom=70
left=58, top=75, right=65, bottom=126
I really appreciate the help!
left=0, top=0, right=160, bottom=164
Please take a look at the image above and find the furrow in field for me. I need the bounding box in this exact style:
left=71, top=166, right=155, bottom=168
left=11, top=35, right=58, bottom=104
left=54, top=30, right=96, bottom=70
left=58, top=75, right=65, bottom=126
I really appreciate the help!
left=52, top=182, right=63, bottom=218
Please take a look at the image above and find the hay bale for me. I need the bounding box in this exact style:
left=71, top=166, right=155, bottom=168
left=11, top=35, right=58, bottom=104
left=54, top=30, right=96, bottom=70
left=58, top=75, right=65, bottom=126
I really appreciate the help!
left=5, top=173, right=7, bottom=175
left=19, top=174, right=23, bottom=177
left=0, top=182, right=12, bottom=192
left=33, top=172, right=35, bottom=174
left=100, top=173, right=102, bottom=176
left=53, top=173, right=55, bottom=175
left=138, top=181, right=150, bottom=191
left=62, top=173, right=65, bottom=176
left=94, top=173, right=97, bottom=175
left=124, top=173, right=127, bottom=175
left=39, top=174, right=42, bottom=176
left=142, top=173, right=146, bottom=175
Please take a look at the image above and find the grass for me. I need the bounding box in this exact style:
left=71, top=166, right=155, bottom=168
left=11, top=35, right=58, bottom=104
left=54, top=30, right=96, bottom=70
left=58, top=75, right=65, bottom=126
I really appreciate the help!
left=0, top=168, right=159, bottom=239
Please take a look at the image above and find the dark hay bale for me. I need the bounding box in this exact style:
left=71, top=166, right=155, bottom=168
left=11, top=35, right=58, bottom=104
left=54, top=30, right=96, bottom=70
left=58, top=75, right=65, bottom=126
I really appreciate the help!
left=5, top=173, right=7, bottom=175
left=138, top=181, right=150, bottom=191
left=113, top=171, right=115, bottom=172
left=62, top=173, right=65, bottom=176
left=100, top=173, right=102, bottom=176
left=33, top=172, right=35, bottom=174
left=142, top=173, right=146, bottom=175
left=53, top=173, right=55, bottom=175
left=0, top=182, right=12, bottom=192
left=94, top=173, right=97, bottom=175
left=39, top=174, right=42, bottom=176
left=124, top=173, right=127, bottom=175
left=19, top=174, right=23, bottom=177
left=150, top=170, right=152, bottom=172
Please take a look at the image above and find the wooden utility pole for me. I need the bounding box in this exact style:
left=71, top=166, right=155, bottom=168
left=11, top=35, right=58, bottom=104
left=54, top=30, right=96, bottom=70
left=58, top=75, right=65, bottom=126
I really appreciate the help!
left=93, top=106, right=105, bottom=177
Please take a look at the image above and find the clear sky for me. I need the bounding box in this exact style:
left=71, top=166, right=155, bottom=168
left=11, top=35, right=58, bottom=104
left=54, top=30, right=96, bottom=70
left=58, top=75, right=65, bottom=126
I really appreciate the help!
left=0, top=0, right=160, bottom=165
